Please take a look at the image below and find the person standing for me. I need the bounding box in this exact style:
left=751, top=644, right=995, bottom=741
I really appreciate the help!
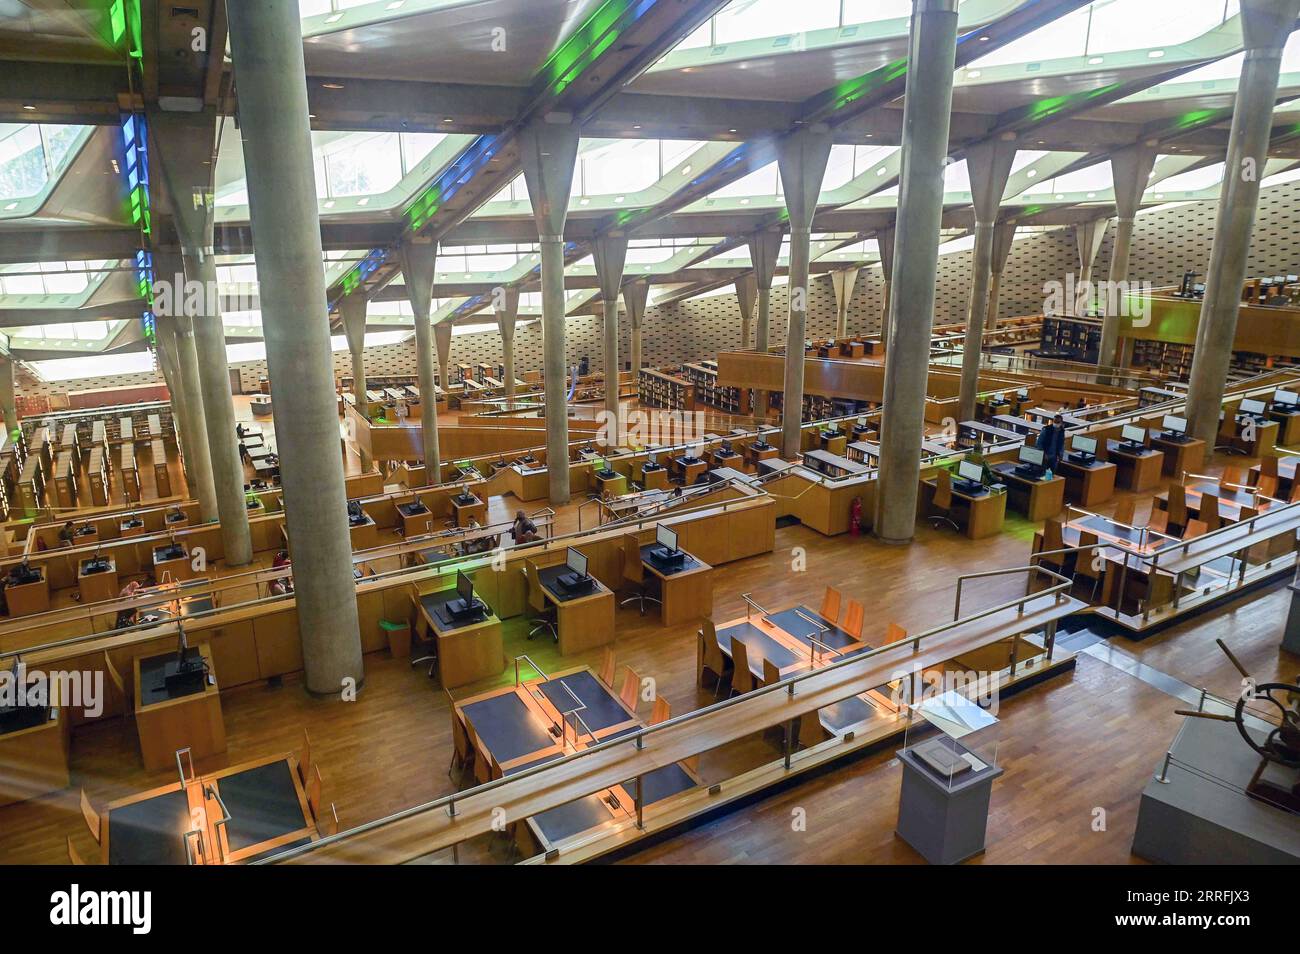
left=1038, top=413, right=1067, bottom=472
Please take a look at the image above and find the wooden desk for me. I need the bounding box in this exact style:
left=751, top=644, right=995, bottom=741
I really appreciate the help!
left=1156, top=479, right=1280, bottom=523
left=976, top=398, right=1011, bottom=420
left=1150, top=434, right=1205, bottom=477
left=1230, top=416, right=1278, bottom=457
left=1104, top=440, right=1164, bottom=492
left=745, top=443, right=779, bottom=469
left=450, top=493, right=487, bottom=528
left=1269, top=407, right=1300, bottom=445
left=397, top=502, right=434, bottom=537
left=1055, top=456, right=1116, bottom=507
left=348, top=513, right=380, bottom=550
left=1100, top=551, right=1176, bottom=617
left=840, top=341, right=865, bottom=359
left=710, top=450, right=743, bottom=470
left=594, top=471, right=628, bottom=498
left=672, top=455, right=708, bottom=485
left=638, top=463, right=669, bottom=490
left=77, top=559, right=119, bottom=604
left=120, top=518, right=148, bottom=538
left=164, top=512, right=190, bottom=531
left=819, top=432, right=848, bottom=456
left=4, top=571, right=50, bottom=616
left=919, top=479, right=1006, bottom=539
left=0, top=693, right=70, bottom=808
left=1250, top=455, right=1299, bottom=496
left=641, top=545, right=713, bottom=627
left=133, top=643, right=225, bottom=772
left=413, top=590, right=504, bottom=689
left=152, top=544, right=194, bottom=583
left=989, top=463, right=1065, bottom=521
left=537, top=564, right=615, bottom=655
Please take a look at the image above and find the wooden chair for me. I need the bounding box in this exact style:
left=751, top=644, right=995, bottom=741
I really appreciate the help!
left=883, top=623, right=908, bottom=645
left=1258, top=475, right=1279, bottom=499
left=1036, top=518, right=1067, bottom=573
left=525, top=561, right=557, bottom=643
left=1222, top=464, right=1247, bottom=486
left=306, top=763, right=323, bottom=821
left=67, top=836, right=87, bottom=865
left=1199, top=493, right=1222, bottom=532
left=79, top=790, right=102, bottom=844
left=818, top=586, right=842, bottom=625
left=1290, top=480, right=1300, bottom=504
left=597, top=646, right=617, bottom=689
left=297, top=727, right=313, bottom=788
left=1147, top=509, right=1169, bottom=535
left=729, top=639, right=756, bottom=696
left=699, top=620, right=731, bottom=697
left=102, top=651, right=128, bottom=723
left=1166, top=484, right=1188, bottom=534
left=927, top=470, right=960, bottom=531
left=1182, top=519, right=1209, bottom=540
left=619, top=666, right=643, bottom=712
left=1073, top=531, right=1103, bottom=602
left=446, top=689, right=472, bottom=780
left=619, top=533, right=660, bottom=615
left=1261, top=456, right=1279, bottom=479
left=1112, top=496, right=1137, bottom=527
left=319, top=803, right=339, bottom=837
left=841, top=598, right=865, bottom=639
left=798, top=709, right=826, bottom=749
left=464, top=718, right=491, bottom=785
left=762, top=658, right=781, bottom=689
left=649, top=696, right=671, bottom=726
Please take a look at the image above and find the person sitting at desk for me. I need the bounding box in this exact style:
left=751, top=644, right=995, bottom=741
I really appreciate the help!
left=269, top=550, right=294, bottom=596
left=115, top=579, right=142, bottom=629
left=511, top=510, right=539, bottom=544
left=1038, top=414, right=1066, bottom=471
left=461, top=518, right=496, bottom=555
left=58, top=521, right=75, bottom=547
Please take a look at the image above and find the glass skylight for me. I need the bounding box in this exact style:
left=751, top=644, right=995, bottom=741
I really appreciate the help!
left=0, top=125, right=84, bottom=201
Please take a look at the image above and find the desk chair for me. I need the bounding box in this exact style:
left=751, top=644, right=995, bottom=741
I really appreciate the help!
left=525, top=562, right=558, bottom=643
left=1291, top=481, right=1300, bottom=505
left=798, top=709, right=826, bottom=749
left=1215, top=414, right=1246, bottom=455
left=1258, top=475, right=1279, bottom=499
left=1113, top=497, right=1137, bottom=527
left=306, top=763, right=323, bottom=821
left=464, top=718, right=491, bottom=785
left=1147, top=509, right=1169, bottom=535
left=1073, top=531, right=1103, bottom=602
left=410, top=618, right=439, bottom=678
left=818, top=586, right=841, bottom=625
left=1182, top=519, right=1209, bottom=541
left=298, top=728, right=314, bottom=789
left=1166, top=484, right=1188, bottom=535
left=1036, top=518, right=1067, bottom=574
left=1222, top=465, right=1247, bottom=486
left=619, top=667, right=644, bottom=712
left=79, top=790, right=102, bottom=844
left=762, top=658, right=781, bottom=690
left=619, top=533, right=661, bottom=616
left=883, top=623, right=908, bottom=645
left=598, top=647, right=617, bottom=689
left=1199, top=493, right=1222, bottom=532
left=841, top=599, right=865, bottom=639
left=102, top=651, right=130, bottom=733
left=698, top=620, right=730, bottom=697
left=729, top=639, right=756, bottom=696
left=1261, top=456, right=1279, bottom=480
left=927, top=471, right=960, bottom=531
left=446, top=690, right=473, bottom=780
left=649, top=697, right=671, bottom=726
left=67, top=836, right=88, bottom=866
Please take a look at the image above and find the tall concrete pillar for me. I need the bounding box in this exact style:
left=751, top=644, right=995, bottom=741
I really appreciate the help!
left=227, top=0, right=363, bottom=695
left=776, top=127, right=834, bottom=458
left=398, top=239, right=440, bottom=481
left=1099, top=142, right=1158, bottom=368
left=831, top=267, right=859, bottom=339
left=495, top=286, right=520, bottom=400
left=592, top=234, right=628, bottom=422
left=170, top=312, right=218, bottom=522
left=0, top=357, right=19, bottom=438
left=1186, top=0, right=1300, bottom=447
left=519, top=116, right=580, bottom=505
left=986, top=220, right=1016, bottom=332
left=435, top=323, right=452, bottom=418
left=735, top=272, right=757, bottom=349
left=749, top=228, right=782, bottom=421
left=876, top=226, right=897, bottom=348
left=874, top=0, right=960, bottom=545
left=957, top=136, right=1018, bottom=422
left=151, top=109, right=251, bottom=566
left=1075, top=218, right=1110, bottom=306
left=623, top=280, right=649, bottom=379
left=338, top=294, right=372, bottom=473
left=153, top=316, right=190, bottom=483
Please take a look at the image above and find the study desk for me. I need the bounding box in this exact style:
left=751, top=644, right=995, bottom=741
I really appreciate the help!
left=536, top=564, right=615, bottom=655
left=153, top=543, right=194, bottom=582
left=1150, top=434, right=1205, bottom=477
left=164, top=510, right=190, bottom=530
left=1228, top=416, right=1278, bottom=457
left=710, top=448, right=743, bottom=470
left=102, top=753, right=316, bottom=864
left=803, top=449, right=870, bottom=479
left=991, top=414, right=1043, bottom=437
left=839, top=341, right=866, bottom=359
left=1103, top=440, right=1164, bottom=492
left=1156, top=480, right=1281, bottom=523
left=120, top=517, right=148, bottom=538
left=414, top=589, right=504, bottom=688
left=1269, top=406, right=1300, bottom=445
left=1054, top=455, right=1117, bottom=507
left=1023, top=407, right=1088, bottom=429
left=450, top=492, right=487, bottom=528
left=347, top=513, right=380, bottom=550
left=1099, top=551, right=1177, bottom=617
left=1249, top=455, right=1299, bottom=496
left=0, top=692, right=69, bottom=808
left=989, top=463, right=1065, bottom=521
left=957, top=420, right=1023, bottom=448
left=4, top=570, right=50, bottom=616
left=641, top=544, right=713, bottom=626
left=976, top=398, right=1011, bottom=420
left=78, top=559, right=119, bottom=604
left=745, top=442, right=780, bottom=469
left=594, top=470, right=628, bottom=498
left=919, top=479, right=1007, bottom=539
left=133, top=643, right=225, bottom=772
left=671, top=455, right=708, bottom=485
left=637, top=462, right=669, bottom=490
left=818, top=431, right=848, bottom=456
left=396, top=501, right=434, bottom=537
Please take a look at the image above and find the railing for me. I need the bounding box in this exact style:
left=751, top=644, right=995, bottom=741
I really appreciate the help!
left=261, top=563, right=1073, bottom=864
left=930, top=346, right=1159, bottom=391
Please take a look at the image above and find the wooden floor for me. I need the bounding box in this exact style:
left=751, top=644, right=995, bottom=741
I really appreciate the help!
left=3, top=432, right=1297, bottom=864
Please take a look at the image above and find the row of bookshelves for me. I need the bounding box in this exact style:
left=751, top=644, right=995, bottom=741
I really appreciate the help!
left=638, top=368, right=697, bottom=411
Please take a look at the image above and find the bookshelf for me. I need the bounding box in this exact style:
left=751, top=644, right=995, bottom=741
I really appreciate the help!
left=682, top=362, right=745, bottom=414
left=638, top=368, right=697, bottom=411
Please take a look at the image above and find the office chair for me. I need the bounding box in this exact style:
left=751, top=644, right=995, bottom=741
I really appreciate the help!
left=1222, top=465, right=1247, bottom=486
left=698, top=620, right=731, bottom=697
left=1073, top=531, right=1103, bottom=602
left=1112, top=496, right=1138, bottom=527
left=927, top=471, right=960, bottom=531
left=1215, top=413, right=1247, bottom=455
left=818, top=586, right=842, bottom=626
left=410, top=621, right=439, bottom=678
left=1166, top=484, right=1188, bottom=536
left=728, top=638, right=756, bottom=696
left=1199, top=493, right=1222, bottom=532
left=525, top=561, right=558, bottom=643
left=619, top=533, right=661, bottom=616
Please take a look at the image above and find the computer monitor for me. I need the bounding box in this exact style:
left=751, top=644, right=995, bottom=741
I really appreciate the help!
left=993, top=393, right=1005, bottom=403
left=646, top=451, right=658, bottom=466
left=455, top=569, right=474, bottom=607
left=690, top=443, right=703, bottom=460
left=1121, top=425, right=1145, bottom=445
left=1018, top=446, right=1044, bottom=467
left=1274, top=389, right=1300, bottom=408
left=957, top=461, right=983, bottom=484
left=656, top=524, right=678, bottom=555
left=459, top=483, right=471, bottom=500
left=721, top=440, right=733, bottom=455
left=596, top=458, right=609, bottom=472
left=1016, top=389, right=1029, bottom=400
left=1071, top=436, right=1097, bottom=456
left=565, top=547, right=588, bottom=580
left=1162, top=415, right=1187, bottom=435
left=856, top=416, right=867, bottom=429
left=1239, top=398, right=1266, bottom=416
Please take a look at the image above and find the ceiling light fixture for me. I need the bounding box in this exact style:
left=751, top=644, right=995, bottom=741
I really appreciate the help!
left=322, top=82, right=345, bottom=90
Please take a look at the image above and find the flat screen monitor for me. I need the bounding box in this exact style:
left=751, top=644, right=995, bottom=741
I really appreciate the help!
left=656, top=524, right=678, bottom=554
left=1018, top=446, right=1044, bottom=467
left=957, top=461, right=983, bottom=483
left=456, top=569, right=474, bottom=606
left=1016, top=389, right=1029, bottom=400
left=1274, top=390, right=1299, bottom=408
left=690, top=443, right=703, bottom=460
left=646, top=452, right=658, bottom=466
left=565, top=547, right=588, bottom=579
left=1239, top=398, right=1266, bottom=416
left=992, top=393, right=1005, bottom=403
left=1121, top=425, right=1146, bottom=444
left=856, top=416, right=867, bottom=428
left=596, top=458, right=609, bottom=472
left=1162, top=415, right=1187, bottom=435
left=1071, top=436, right=1097, bottom=455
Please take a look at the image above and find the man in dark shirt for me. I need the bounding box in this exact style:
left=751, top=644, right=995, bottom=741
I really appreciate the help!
left=511, top=511, right=538, bottom=544
left=1038, top=414, right=1067, bottom=471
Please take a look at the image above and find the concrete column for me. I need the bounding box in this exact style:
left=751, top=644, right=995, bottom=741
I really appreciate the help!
left=1099, top=142, right=1158, bottom=368
left=776, top=127, right=834, bottom=458
left=592, top=234, right=628, bottom=422
left=1186, top=0, right=1300, bottom=447
left=0, top=357, right=19, bottom=438
left=153, top=317, right=189, bottom=482
left=986, top=220, right=1016, bottom=331
left=735, top=272, right=757, bottom=349
left=1075, top=218, right=1110, bottom=303
left=338, top=294, right=372, bottom=473
left=831, top=267, right=859, bottom=338
left=398, top=238, right=440, bottom=481
left=957, top=137, right=1018, bottom=422
left=171, top=312, right=218, bottom=521
left=623, top=280, right=649, bottom=378
left=749, top=228, right=782, bottom=421
left=874, top=0, right=960, bottom=545
left=876, top=226, right=896, bottom=349
left=227, top=0, right=363, bottom=695
left=151, top=109, right=252, bottom=566
left=435, top=323, right=452, bottom=416
left=519, top=116, right=580, bottom=506
left=495, top=286, right=520, bottom=400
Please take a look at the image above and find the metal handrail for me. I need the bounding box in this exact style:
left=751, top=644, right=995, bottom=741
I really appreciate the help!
left=513, top=654, right=548, bottom=688
left=260, top=563, right=1072, bottom=864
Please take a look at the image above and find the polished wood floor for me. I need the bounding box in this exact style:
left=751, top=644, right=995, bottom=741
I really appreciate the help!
left=3, top=436, right=1296, bottom=864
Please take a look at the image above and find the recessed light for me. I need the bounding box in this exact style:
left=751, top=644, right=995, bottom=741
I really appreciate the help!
left=1055, top=193, right=1064, bottom=199
left=1088, top=56, right=1103, bottom=65
left=3, top=202, right=17, bottom=211
left=740, top=198, right=750, bottom=204
left=1148, top=50, right=1164, bottom=58
left=1026, top=170, right=1037, bottom=178
left=966, top=70, right=981, bottom=79
left=21, top=104, right=36, bottom=111
left=1086, top=191, right=1096, bottom=198
left=681, top=165, right=692, bottom=175
left=386, top=0, right=405, bottom=8
left=324, top=13, right=343, bottom=23
left=875, top=167, right=886, bottom=176
left=728, top=128, right=737, bottom=134
left=322, top=82, right=345, bottom=90
left=614, top=196, right=625, bottom=203
left=578, top=197, right=590, bottom=205
left=356, top=197, right=369, bottom=205
left=1154, top=193, right=1165, bottom=199
left=323, top=200, right=335, bottom=209
left=442, top=117, right=454, bottom=123
left=632, top=124, right=642, bottom=130
left=978, top=35, right=990, bottom=42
